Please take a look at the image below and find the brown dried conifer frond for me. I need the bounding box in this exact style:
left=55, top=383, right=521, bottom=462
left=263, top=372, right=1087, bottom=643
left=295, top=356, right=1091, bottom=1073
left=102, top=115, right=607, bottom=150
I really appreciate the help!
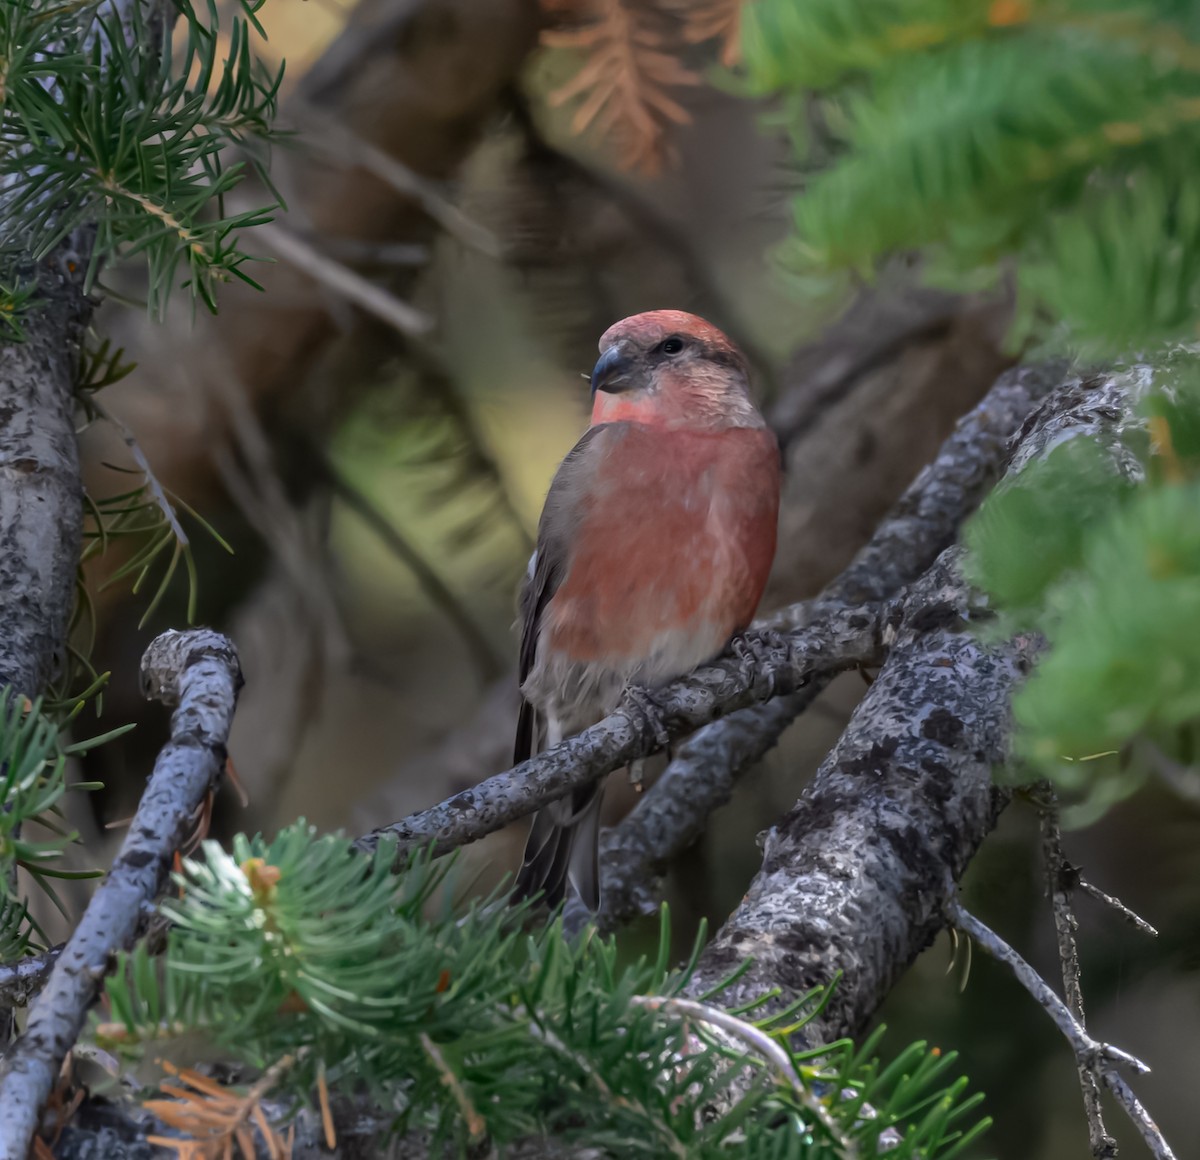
left=677, top=0, right=744, bottom=66
left=144, top=1059, right=294, bottom=1160
left=541, top=0, right=700, bottom=173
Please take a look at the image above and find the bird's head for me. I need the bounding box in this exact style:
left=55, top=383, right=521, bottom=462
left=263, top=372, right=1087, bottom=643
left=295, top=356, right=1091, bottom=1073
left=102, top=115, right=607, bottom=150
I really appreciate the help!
left=588, top=310, right=761, bottom=429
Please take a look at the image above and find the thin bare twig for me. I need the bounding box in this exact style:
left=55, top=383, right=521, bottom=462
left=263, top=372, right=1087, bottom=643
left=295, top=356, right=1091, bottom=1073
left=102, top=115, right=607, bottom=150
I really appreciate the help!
left=418, top=1033, right=490, bottom=1150
left=296, top=234, right=429, bottom=269
left=1077, top=878, right=1159, bottom=938
left=1138, top=739, right=1200, bottom=808
left=85, top=397, right=189, bottom=545
left=0, top=630, right=242, bottom=1160
left=249, top=216, right=435, bottom=338
left=297, top=102, right=502, bottom=258
left=1034, top=786, right=1117, bottom=1159
left=948, top=901, right=1176, bottom=1160
left=311, top=444, right=504, bottom=683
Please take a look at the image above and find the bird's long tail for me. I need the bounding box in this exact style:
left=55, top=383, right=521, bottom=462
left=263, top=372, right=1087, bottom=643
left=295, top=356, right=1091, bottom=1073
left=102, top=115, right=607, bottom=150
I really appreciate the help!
left=513, top=780, right=605, bottom=911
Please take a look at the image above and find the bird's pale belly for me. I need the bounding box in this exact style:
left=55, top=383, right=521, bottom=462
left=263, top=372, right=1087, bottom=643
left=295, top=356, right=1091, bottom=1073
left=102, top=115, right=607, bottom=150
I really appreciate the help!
left=523, top=547, right=746, bottom=735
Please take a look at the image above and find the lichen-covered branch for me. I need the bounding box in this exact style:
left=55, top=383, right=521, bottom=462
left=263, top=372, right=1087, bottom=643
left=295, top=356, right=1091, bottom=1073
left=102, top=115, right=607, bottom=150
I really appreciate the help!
left=596, top=362, right=1064, bottom=928
left=683, top=547, right=1030, bottom=1035
left=0, top=630, right=241, bottom=1160
left=358, top=603, right=894, bottom=865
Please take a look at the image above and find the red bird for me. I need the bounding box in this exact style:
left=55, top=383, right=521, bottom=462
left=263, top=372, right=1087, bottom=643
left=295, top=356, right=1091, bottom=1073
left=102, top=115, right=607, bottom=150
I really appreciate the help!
left=512, top=311, right=781, bottom=911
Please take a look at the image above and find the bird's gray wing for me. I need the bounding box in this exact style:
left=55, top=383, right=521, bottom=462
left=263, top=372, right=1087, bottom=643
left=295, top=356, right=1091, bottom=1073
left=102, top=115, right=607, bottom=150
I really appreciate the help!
left=512, top=423, right=618, bottom=910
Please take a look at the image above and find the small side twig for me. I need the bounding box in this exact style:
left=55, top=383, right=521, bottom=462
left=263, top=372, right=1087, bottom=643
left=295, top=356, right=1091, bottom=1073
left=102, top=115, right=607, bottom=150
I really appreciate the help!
left=297, top=101, right=502, bottom=258
left=85, top=398, right=189, bottom=547
left=1034, top=786, right=1117, bottom=1159
left=1077, top=878, right=1159, bottom=939
left=0, top=630, right=242, bottom=1160
left=313, top=447, right=504, bottom=683
left=249, top=215, right=435, bottom=338
left=948, top=900, right=1176, bottom=1160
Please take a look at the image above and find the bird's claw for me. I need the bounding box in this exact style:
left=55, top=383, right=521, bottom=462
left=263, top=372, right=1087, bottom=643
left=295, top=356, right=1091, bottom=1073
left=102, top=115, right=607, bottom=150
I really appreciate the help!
left=621, top=685, right=670, bottom=750
left=731, top=628, right=792, bottom=699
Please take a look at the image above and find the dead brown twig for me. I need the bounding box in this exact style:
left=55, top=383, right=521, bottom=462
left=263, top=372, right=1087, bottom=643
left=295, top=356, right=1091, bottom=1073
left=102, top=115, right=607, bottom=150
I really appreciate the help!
left=145, top=1056, right=298, bottom=1160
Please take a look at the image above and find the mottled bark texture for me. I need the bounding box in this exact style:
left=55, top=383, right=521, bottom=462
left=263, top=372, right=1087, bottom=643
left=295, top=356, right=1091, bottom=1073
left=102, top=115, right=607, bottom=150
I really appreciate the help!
left=684, top=367, right=1150, bottom=1045
left=0, top=630, right=241, bottom=1160
left=596, top=362, right=1065, bottom=929
left=0, top=272, right=87, bottom=697
left=358, top=602, right=894, bottom=866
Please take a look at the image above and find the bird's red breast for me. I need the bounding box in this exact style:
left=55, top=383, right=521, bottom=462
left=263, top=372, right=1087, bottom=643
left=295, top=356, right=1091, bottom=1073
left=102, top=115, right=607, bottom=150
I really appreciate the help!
left=543, top=422, right=779, bottom=678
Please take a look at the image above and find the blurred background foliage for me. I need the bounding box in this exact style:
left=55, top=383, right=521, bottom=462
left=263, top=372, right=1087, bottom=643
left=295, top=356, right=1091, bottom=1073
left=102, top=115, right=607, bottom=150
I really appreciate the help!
left=24, top=0, right=1198, bottom=1156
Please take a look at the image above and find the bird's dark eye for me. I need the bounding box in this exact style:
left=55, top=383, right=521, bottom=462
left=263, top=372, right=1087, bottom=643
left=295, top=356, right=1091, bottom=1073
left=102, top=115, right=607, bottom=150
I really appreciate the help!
left=660, top=336, right=685, bottom=355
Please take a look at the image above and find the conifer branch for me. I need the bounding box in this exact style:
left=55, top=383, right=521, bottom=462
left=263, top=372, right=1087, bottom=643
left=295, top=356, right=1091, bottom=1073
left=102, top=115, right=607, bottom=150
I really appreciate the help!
left=541, top=0, right=701, bottom=172
left=0, top=629, right=242, bottom=1160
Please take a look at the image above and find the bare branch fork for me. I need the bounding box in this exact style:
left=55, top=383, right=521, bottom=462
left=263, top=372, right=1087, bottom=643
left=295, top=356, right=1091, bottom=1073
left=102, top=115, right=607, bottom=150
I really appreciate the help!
left=0, top=630, right=242, bottom=1160
left=948, top=902, right=1175, bottom=1160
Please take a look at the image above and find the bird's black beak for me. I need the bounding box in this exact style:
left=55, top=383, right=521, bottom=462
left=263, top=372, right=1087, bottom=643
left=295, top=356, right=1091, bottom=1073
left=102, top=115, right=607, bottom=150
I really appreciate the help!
left=590, top=346, right=635, bottom=395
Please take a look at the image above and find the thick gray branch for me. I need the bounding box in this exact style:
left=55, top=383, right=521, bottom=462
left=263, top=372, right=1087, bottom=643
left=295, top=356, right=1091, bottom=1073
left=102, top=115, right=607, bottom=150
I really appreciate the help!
left=596, top=362, right=1064, bottom=929
left=358, top=604, right=893, bottom=865
left=0, top=630, right=241, bottom=1160
left=682, top=366, right=1149, bottom=1042
left=684, top=547, right=1029, bottom=1034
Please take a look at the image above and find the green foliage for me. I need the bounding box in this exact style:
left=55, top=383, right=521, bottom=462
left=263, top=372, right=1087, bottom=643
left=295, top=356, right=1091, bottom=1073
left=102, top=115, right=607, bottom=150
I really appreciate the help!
left=964, top=361, right=1200, bottom=821
left=0, top=0, right=282, bottom=322
left=100, top=825, right=989, bottom=1157
left=742, top=0, right=1200, bottom=354
left=964, top=437, right=1138, bottom=618
left=0, top=691, right=118, bottom=952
